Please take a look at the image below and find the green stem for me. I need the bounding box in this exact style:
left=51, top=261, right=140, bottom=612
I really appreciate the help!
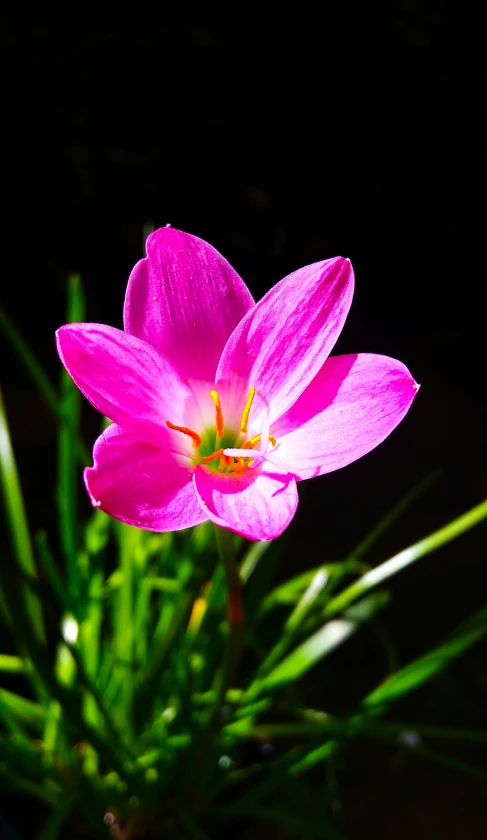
left=215, top=526, right=244, bottom=697
left=190, top=526, right=244, bottom=795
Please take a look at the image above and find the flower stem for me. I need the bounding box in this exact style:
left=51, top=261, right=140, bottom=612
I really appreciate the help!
left=216, top=526, right=244, bottom=629
left=208, top=524, right=244, bottom=729
left=190, top=526, right=244, bottom=796
left=215, top=526, right=244, bottom=715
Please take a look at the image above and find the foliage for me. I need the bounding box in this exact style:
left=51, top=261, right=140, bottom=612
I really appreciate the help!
left=1, top=282, right=487, bottom=839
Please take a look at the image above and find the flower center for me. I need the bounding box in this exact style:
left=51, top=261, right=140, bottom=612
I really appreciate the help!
left=166, top=386, right=276, bottom=474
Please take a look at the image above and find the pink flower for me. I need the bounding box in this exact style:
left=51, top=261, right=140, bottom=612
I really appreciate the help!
left=56, top=228, right=418, bottom=541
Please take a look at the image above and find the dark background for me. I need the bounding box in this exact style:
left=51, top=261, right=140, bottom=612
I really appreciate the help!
left=1, top=6, right=487, bottom=839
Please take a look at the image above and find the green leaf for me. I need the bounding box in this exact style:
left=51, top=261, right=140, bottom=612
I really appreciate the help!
left=0, top=305, right=60, bottom=421
left=363, top=604, right=487, bottom=709
left=261, top=560, right=361, bottom=614
left=239, top=539, right=271, bottom=583
left=0, top=688, right=46, bottom=732
left=0, top=303, right=89, bottom=463
left=57, top=274, right=86, bottom=600
left=0, top=389, right=45, bottom=644
left=257, top=568, right=330, bottom=676
left=250, top=591, right=389, bottom=695
left=35, top=530, right=76, bottom=615
left=0, top=655, right=25, bottom=673
left=344, top=469, right=440, bottom=563
left=323, top=497, right=487, bottom=619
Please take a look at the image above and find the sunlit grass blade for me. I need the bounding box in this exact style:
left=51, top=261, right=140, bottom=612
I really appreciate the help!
left=0, top=388, right=45, bottom=644
left=257, top=568, right=330, bottom=675
left=0, top=552, right=134, bottom=777
left=344, top=468, right=441, bottom=563
left=240, top=540, right=271, bottom=584
left=0, top=694, right=31, bottom=740
left=78, top=562, right=104, bottom=770
left=0, top=688, right=46, bottom=732
left=323, top=497, right=487, bottom=619
left=248, top=591, right=389, bottom=696
left=0, top=655, right=25, bottom=673
left=260, top=560, right=363, bottom=615
left=85, top=506, right=111, bottom=555
left=113, top=522, right=140, bottom=740
left=134, top=588, right=194, bottom=727
left=57, top=274, right=85, bottom=601
left=363, top=603, right=487, bottom=709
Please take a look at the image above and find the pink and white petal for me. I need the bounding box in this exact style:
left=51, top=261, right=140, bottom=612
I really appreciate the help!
left=56, top=323, right=197, bottom=449
left=193, top=464, right=299, bottom=541
left=216, top=257, right=354, bottom=426
left=272, top=353, right=418, bottom=480
left=84, top=424, right=207, bottom=531
left=124, top=227, right=255, bottom=382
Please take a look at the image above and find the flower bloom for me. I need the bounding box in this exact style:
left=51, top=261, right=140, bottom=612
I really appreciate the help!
left=56, top=228, right=418, bottom=541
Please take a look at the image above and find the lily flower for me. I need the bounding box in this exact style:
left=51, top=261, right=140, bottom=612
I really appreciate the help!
left=56, top=228, right=418, bottom=541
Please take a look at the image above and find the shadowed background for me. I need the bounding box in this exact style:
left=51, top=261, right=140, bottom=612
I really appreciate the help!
left=1, top=7, right=487, bottom=839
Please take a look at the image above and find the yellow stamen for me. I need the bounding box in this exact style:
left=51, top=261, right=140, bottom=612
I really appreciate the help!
left=210, top=389, right=224, bottom=438
left=166, top=421, right=202, bottom=448
left=201, top=448, right=224, bottom=463
left=242, top=434, right=277, bottom=449
left=240, top=386, right=255, bottom=433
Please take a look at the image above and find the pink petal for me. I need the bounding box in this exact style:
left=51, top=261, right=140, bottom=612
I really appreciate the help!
left=272, top=353, right=419, bottom=480
left=193, top=465, right=298, bottom=541
left=216, top=257, right=354, bottom=425
left=56, top=324, right=196, bottom=448
left=124, top=227, right=255, bottom=382
left=85, top=424, right=207, bottom=531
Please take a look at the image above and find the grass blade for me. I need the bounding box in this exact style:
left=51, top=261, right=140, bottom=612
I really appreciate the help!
left=0, top=305, right=60, bottom=420
left=0, top=389, right=45, bottom=644
left=249, top=591, right=389, bottom=696
left=363, top=604, right=487, bottom=709
left=57, top=274, right=85, bottom=601
left=344, top=469, right=440, bottom=563
left=323, top=497, right=487, bottom=619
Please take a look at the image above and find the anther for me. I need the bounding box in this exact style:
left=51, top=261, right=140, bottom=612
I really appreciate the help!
left=242, top=434, right=277, bottom=449
left=166, top=421, right=202, bottom=448
left=240, top=386, right=255, bottom=433
left=201, top=448, right=224, bottom=463
left=210, top=390, right=224, bottom=438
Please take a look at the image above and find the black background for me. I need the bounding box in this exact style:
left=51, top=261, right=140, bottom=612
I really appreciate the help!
left=1, top=6, right=487, bottom=839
